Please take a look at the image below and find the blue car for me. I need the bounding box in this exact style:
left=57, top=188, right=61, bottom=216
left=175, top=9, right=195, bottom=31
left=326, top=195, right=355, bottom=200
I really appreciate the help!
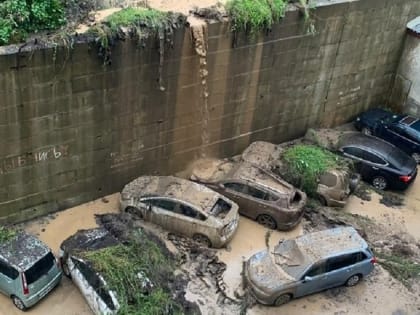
left=245, top=227, right=376, bottom=306
left=354, top=108, right=420, bottom=163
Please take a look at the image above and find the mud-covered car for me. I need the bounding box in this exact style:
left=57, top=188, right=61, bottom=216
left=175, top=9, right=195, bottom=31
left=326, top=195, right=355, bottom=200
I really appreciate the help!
left=0, top=230, right=62, bottom=310
left=241, top=141, right=358, bottom=207
left=245, top=227, right=376, bottom=306
left=59, top=229, right=120, bottom=315
left=120, top=176, right=239, bottom=248
left=190, top=159, right=306, bottom=230
left=59, top=226, right=192, bottom=315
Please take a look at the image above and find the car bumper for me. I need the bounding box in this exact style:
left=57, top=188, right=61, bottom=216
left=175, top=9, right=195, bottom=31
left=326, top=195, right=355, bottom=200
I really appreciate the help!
left=244, top=261, right=276, bottom=305
left=22, top=270, right=62, bottom=308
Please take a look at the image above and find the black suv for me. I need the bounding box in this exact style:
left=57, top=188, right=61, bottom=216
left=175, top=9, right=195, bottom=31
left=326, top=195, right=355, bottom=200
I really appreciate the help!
left=354, top=108, right=420, bottom=163
left=337, top=133, right=417, bottom=190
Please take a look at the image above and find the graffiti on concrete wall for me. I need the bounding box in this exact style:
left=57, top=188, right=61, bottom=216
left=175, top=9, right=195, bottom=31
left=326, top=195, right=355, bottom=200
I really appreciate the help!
left=0, top=144, right=69, bottom=174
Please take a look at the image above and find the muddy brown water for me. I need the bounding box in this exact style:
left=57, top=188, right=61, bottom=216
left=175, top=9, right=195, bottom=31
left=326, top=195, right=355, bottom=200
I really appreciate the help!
left=1, top=179, right=420, bottom=314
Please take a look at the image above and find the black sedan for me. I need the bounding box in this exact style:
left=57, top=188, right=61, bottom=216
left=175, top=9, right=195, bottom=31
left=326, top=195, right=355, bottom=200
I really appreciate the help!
left=354, top=108, right=420, bottom=163
left=337, top=133, right=417, bottom=190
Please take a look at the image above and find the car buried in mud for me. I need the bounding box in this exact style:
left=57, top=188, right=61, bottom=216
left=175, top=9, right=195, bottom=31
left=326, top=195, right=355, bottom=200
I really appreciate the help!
left=245, top=227, right=377, bottom=306
left=59, top=227, right=190, bottom=315
left=119, top=176, right=239, bottom=248
left=241, top=141, right=358, bottom=207
left=190, top=159, right=306, bottom=230
left=0, top=230, right=62, bottom=311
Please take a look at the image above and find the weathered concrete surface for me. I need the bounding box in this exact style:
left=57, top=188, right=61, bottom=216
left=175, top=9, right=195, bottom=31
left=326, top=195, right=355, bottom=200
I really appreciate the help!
left=392, top=17, right=420, bottom=115
left=0, top=0, right=420, bottom=222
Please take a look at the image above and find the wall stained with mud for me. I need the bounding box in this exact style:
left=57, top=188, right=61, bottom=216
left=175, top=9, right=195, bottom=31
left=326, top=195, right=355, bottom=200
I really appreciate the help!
left=0, top=0, right=419, bottom=222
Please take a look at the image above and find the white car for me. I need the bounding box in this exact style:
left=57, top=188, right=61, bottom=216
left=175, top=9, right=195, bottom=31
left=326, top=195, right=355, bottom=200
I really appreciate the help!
left=59, top=229, right=120, bottom=315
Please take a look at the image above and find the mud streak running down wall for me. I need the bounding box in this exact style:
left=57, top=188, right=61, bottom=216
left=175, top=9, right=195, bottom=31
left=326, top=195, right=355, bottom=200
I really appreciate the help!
left=0, top=0, right=419, bottom=222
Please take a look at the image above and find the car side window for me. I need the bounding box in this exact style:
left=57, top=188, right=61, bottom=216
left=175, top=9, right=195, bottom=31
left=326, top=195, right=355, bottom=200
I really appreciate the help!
left=304, top=261, right=327, bottom=278
left=363, top=151, right=386, bottom=165
left=177, top=203, right=206, bottom=221
left=342, top=147, right=364, bottom=159
left=0, top=260, right=19, bottom=280
left=224, top=182, right=247, bottom=193
left=146, top=199, right=176, bottom=212
left=326, top=252, right=367, bottom=272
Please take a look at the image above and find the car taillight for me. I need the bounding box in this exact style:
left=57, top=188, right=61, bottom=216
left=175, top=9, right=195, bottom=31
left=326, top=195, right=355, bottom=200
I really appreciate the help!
left=21, top=273, right=29, bottom=295
left=399, top=175, right=412, bottom=183
left=370, top=257, right=377, bottom=264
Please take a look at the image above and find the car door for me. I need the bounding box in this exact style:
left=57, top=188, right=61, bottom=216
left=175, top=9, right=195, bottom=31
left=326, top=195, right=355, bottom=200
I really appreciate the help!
left=0, top=260, right=19, bottom=295
left=324, top=253, right=359, bottom=288
left=341, top=147, right=368, bottom=175
left=386, top=124, right=411, bottom=153
left=222, top=181, right=271, bottom=219
left=295, top=260, right=329, bottom=297
left=144, top=198, right=194, bottom=236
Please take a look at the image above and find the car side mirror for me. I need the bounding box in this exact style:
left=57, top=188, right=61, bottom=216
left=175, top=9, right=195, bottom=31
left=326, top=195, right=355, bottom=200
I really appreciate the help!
left=304, top=276, right=313, bottom=282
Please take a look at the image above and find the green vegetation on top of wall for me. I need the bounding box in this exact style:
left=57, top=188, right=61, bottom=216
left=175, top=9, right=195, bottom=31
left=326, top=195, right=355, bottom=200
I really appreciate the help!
left=0, top=226, right=17, bottom=243
left=226, top=0, right=287, bottom=33
left=88, top=7, right=186, bottom=65
left=81, top=229, right=183, bottom=315
left=0, top=0, right=65, bottom=45
left=282, top=145, right=340, bottom=196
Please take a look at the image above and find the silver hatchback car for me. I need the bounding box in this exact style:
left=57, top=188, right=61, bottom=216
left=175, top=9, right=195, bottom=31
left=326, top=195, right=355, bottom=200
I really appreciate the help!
left=245, top=227, right=376, bottom=306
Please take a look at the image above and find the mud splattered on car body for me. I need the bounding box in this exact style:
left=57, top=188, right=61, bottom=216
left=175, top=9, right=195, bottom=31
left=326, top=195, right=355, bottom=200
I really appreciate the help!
left=120, top=176, right=239, bottom=248
left=242, top=141, right=358, bottom=207
left=245, top=227, right=376, bottom=306
left=190, top=159, right=306, bottom=230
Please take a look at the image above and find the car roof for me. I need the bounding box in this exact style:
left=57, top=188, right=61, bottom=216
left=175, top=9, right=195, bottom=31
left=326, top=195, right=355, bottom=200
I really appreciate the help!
left=60, top=228, right=119, bottom=254
left=338, top=133, right=395, bottom=156
left=122, top=176, right=223, bottom=213
left=231, top=162, right=295, bottom=194
left=0, top=232, right=50, bottom=271
left=293, top=227, right=368, bottom=260
left=241, top=141, right=282, bottom=170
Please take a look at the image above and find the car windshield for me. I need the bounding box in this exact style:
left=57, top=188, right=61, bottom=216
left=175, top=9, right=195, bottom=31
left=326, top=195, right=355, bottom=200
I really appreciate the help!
left=25, top=252, right=55, bottom=285
left=411, top=120, right=420, bottom=132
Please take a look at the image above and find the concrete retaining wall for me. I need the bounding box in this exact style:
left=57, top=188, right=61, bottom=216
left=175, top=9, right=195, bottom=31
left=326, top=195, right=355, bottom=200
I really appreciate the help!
left=1, top=0, right=419, bottom=222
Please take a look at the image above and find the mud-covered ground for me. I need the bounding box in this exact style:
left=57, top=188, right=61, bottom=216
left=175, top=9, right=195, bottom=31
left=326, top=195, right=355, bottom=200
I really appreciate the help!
left=1, top=178, right=420, bottom=315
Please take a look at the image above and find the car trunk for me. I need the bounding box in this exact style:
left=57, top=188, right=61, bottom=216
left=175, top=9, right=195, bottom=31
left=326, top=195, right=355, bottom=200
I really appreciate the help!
left=25, top=252, right=57, bottom=294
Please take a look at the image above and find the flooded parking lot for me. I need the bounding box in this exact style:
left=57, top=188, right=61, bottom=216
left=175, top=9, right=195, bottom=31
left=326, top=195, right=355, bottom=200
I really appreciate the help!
left=1, top=180, right=420, bottom=315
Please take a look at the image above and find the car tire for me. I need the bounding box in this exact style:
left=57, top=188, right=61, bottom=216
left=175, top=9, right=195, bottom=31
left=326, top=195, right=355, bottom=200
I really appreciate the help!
left=318, top=195, right=328, bottom=206
left=345, top=274, right=362, bottom=287
left=125, top=206, right=143, bottom=219
left=411, top=153, right=420, bottom=164
left=12, top=296, right=26, bottom=311
left=372, top=176, right=387, bottom=190
left=361, top=127, right=372, bottom=136
left=274, top=293, right=292, bottom=306
left=192, top=234, right=212, bottom=247
left=257, top=214, right=277, bottom=230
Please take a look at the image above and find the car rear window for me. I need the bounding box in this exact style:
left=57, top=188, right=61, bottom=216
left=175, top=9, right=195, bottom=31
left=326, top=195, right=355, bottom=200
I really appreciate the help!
left=25, top=252, right=55, bottom=285
left=210, top=198, right=231, bottom=219
left=387, top=147, right=412, bottom=168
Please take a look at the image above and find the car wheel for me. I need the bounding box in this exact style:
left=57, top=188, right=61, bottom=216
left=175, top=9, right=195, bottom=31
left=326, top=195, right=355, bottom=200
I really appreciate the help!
left=318, top=195, right=328, bottom=206
left=62, top=260, right=72, bottom=278
left=345, top=274, right=362, bottom=287
left=192, top=234, right=212, bottom=247
left=361, top=127, right=372, bottom=136
left=274, top=293, right=292, bottom=306
left=372, top=176, right=387, bottom=190
left=257, top=214, right=277, bottom=230
left=412, top=153, right=420, bottom=164
left=12, top=296, right=26, bottom=311
left=125, top=206, right=143, bottom=219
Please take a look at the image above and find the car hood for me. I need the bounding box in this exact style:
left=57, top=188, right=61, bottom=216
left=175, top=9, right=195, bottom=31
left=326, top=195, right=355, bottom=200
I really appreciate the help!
left=247, top=249, right=294, bottom=292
